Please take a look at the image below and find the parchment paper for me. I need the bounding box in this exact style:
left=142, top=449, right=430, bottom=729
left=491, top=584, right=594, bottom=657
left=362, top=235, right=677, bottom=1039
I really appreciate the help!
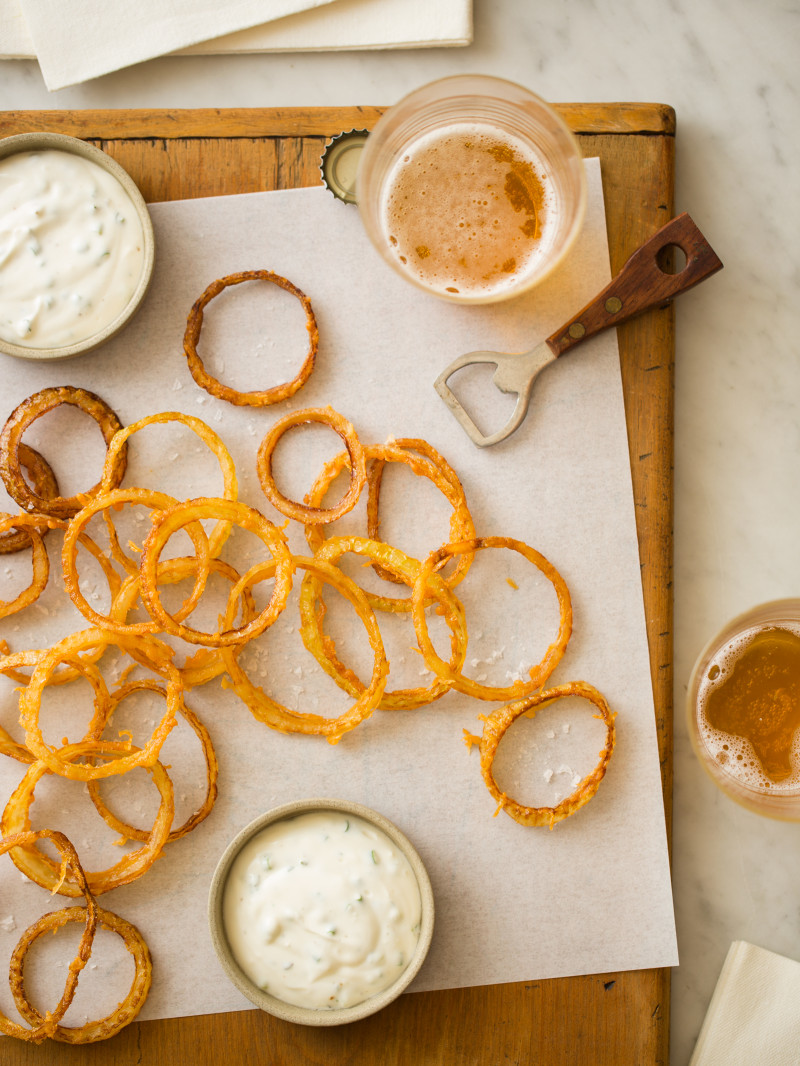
left=0, top=159, right=678, bottom=1028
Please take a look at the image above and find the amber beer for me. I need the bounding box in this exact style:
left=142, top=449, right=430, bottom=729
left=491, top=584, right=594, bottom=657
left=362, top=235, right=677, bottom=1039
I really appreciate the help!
left=379, top=125, right=556, bottom=301
left=687, top=601, right=800, bottom=819
left=357, top=76, right=586, bottom=305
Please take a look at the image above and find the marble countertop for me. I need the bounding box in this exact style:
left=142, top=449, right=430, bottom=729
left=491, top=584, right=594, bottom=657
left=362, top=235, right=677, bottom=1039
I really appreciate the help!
left=1, top=1, right=798, bottom=1062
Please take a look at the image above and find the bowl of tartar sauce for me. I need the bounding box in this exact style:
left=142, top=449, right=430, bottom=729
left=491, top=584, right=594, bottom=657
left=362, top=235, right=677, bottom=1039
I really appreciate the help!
left=208, top=799, right=435, bottom=1026
left=0, top=132, right=155, bottom=361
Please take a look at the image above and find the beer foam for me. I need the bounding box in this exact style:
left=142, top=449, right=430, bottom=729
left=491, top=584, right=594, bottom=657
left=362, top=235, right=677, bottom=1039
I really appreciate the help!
left=695, top=624, right=800, bottom=794
left=379, top=123, right=558, bottom=299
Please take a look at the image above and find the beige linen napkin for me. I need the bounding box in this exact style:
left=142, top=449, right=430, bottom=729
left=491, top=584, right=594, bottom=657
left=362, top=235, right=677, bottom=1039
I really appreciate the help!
left=689, top=941, right=800, bottom=1066
left=16, top=0, right=346, bottom=90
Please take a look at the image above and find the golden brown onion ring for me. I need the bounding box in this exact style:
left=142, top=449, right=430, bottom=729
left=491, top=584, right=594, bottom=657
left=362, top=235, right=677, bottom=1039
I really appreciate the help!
left=305, top=535, right=467, bottom=710
left=100, top=411, right=239, bottom=565
left=9, top=905, right=151, bottom=1043
left=0, top=445, right=59, bottom=554
left=109, top=556, right=257, bottom=688
left=0, top=829, right=98, bottom=1044
left=87, top=679, right=217, bottom=842
left=411, top=536, right=572, bottom=701
left=19, top=629, right=181, bottom=781
left=257, top=407, right=367, bottom=525
left=0, top=513, right=52, bottom=619
left=222, top=556, right=388, bottom=743
left=468, top=681, right=616, bottom=828
left=366, top=438, right=471, bottom=585
left=0, top=387, right=127, bottom=518
left=62, top=488, right=211, bottom=635
left=183, top=270, right=318, bottom=407
left=304, top=441, right=475, bottom=610
left=2, top=739, right=174, bottom=895
left=140, top=497, right=293, bottom=648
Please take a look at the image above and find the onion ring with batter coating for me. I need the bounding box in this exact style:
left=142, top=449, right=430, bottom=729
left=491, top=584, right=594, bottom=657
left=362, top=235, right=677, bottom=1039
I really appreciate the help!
left=257, top=407, right=367, bottom=525
left=221, top=556, right=389, bottom=743
left=467, top=680, right=616, bottom=828
left=0, top=387, right=127, bottom=518
left=2, top=739, right=174, bottom=896
left=411, top=536, right=572, bottom=702
left=9, top=905, right=151, bottom=1043
left=140, top=497, right=293, bottom=648
left=304, top=535, right=467, bottom=710
left=183, top=270, right=318, bottom=407
left=0, top=829, right=98, bottom=1044
left=0, top=445, right=59, bottom=554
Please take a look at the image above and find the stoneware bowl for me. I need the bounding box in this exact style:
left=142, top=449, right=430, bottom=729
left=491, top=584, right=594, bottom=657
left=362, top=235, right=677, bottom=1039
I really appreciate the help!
left=207, top=797, right=435, bottom=1026
left=0, top=131, right=155, bottom=361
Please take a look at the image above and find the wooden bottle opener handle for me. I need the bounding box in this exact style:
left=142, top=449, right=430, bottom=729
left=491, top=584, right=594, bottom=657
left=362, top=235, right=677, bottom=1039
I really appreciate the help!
left=547, top=212, right=723, bottom=356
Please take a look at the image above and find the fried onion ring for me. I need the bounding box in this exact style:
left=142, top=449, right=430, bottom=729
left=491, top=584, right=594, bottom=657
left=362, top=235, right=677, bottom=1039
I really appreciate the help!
left=87, top=680, right=218, bottom=842
left=304, top=441, right=475, bottom=610
left=222, top=556, right=389, bottom=743
left=411, top=536, right=572, bottom=701
left=183, top=270, right=318, bottom=407
left=19, top=629, right=181, bottom=781
left=305, top=535, right=467, bottom=710
left=100, top=411, right=239, bottom=565
left=469, top=681, right=616, bottom=828
left=0, top=445, right=59, bottom=554
left=62, top=488, right=212, bottom=635
left=257, top=407, right=367, bottom=525
left=2, top=739, right=174, bottom=896
left=140, top=497, right=293, bottom=647
left=0, top=829, right=98, bottom=1044
left=0, top=387, right=127, bottom=518
left=9, top=905, right=151, bottom=1043
left=0, top=513, right=52, bottom=619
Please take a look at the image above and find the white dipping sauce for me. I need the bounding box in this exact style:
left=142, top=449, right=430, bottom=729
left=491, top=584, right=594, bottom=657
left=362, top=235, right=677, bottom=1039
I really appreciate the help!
left=0, top=149, right=146, bottom=349
left=222, top=810, right=423, bottom=1010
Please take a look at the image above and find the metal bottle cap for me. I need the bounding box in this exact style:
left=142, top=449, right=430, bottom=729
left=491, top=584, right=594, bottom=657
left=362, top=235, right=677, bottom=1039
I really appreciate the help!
left=320, top=129, right=369, bottom=205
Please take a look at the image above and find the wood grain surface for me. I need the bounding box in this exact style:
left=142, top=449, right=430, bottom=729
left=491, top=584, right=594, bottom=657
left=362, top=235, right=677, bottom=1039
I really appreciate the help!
left=0, top=104, right=675, bottom=1066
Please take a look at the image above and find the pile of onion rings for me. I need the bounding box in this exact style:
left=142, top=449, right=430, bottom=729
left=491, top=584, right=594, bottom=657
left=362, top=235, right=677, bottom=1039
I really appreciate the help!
left=0, top=387, right=617, bottom=1042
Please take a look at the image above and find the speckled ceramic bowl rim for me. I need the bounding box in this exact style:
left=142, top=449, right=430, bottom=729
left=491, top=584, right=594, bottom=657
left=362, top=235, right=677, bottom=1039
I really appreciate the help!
left=0, top=131, right=155, bottom=362
left=207, top=798, right=435, bottom=1027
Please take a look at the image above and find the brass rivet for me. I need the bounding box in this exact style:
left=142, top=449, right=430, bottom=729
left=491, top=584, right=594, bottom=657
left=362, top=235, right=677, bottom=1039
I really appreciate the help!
left=568, top=322, right=586, bottom=339
left=605, top=296, right=623, bottom=314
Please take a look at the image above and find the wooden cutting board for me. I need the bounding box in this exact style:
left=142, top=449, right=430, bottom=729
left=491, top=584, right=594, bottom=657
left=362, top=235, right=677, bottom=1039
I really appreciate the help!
left=0, top=105, right=675, bottom=1066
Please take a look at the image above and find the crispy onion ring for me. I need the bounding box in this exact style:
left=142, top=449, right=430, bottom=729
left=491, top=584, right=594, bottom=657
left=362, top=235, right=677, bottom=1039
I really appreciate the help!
left=19, top=629, right=181, bottom=781
left=411, top=536, right=572, bottom=702
left=0, top=445, right=59, bottom=554
left=0, top=513, right=52, bottom=619
left=110, top=556, right=257, bottom=688
left=140, top=497, right=293, bottom=648
left=257, top=407, right=367, bottom=525
left=87, top=680, right=218, bottom=842
left=367, top=438, right=471, bottom=586
left=469, top=681, right=616, bottom=828
left=62, top=488, right=211, bottom=635
left=100, top=411, right=239, bottom=565
left=0, top=387, right=127, bottom=518
left=183, top=270, right=318, bottom=407
left=0, top=829, right=98, bottom=1044
left=9, top=905, right=151, bottom=1043
left=305, top=535, right=467, bottom=710
left=304, top=441, right=475, bottom=610
left=222, top=556, right=389, bottom=743
left=2, top=739, right=174, bottom=895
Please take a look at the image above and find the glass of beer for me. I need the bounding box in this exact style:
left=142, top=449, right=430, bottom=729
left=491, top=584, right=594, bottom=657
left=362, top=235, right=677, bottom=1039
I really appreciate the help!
left=687, top=600, right=800, bottom=820
left=356, top=75, right=587, bottom=304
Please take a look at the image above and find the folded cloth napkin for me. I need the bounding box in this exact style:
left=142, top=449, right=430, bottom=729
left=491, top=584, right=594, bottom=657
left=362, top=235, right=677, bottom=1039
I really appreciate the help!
left=689, top=941, right=800, bottom=1066
left=17, top=0, right=346, bottom=90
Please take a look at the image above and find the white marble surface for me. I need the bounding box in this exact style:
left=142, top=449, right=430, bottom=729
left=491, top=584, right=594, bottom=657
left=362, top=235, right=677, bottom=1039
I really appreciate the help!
left=1, top=2, right=798, bottom=1063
